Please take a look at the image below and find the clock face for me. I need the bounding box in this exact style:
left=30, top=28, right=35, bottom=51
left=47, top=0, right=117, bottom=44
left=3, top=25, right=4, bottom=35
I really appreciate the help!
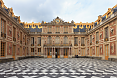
left=56, top=20, right=60, bottom=23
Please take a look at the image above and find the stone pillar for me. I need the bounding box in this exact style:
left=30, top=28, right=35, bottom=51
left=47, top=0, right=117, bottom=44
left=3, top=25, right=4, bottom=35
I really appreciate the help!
left=69, top=47, right=70, bottom=58
left=0, top=40, right=1, bottom=58
left=44, top=47, right=45, bottom=57
left=46, top=47, right=47, bottom=57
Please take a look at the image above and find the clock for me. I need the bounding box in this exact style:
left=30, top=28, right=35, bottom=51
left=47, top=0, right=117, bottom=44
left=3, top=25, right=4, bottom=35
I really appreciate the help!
left=56, top=20, right=60, bottom=23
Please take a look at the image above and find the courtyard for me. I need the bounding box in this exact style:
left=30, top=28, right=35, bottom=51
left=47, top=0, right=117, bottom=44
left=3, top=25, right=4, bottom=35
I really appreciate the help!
left=0, top=58, right=117, bottom=78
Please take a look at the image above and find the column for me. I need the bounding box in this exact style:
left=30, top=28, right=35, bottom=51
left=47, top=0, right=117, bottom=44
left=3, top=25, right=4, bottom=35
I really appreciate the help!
left=52, top=47, right=53, bottom=56
left=44, top=47, right=45, bottom=57
left=46, top=47, right=47, bottom=57
left=69, top=47, right=70, bottom=57
left=0, top=40, right=1, bottom=58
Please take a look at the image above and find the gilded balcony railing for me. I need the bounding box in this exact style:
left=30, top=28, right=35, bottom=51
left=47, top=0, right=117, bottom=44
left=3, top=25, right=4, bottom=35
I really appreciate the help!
left=44, top=43, right=72, bottom=46
left=81, top=44, right=85, bottom=46
left=104, top=37, right=109, bottom=41
left=96, top=41, right=99, bottom=44
left=1, top=32, right=6, bottom=38
left=74, top=43, right=78, bottom=46
left=13, top=37, right=16, bottom=42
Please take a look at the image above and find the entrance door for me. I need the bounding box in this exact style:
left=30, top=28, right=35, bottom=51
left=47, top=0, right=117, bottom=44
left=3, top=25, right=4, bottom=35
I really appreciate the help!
left=20, top=47, right=22, bottom=56
left=25, top=47, right=26, bottom=56
left=55, top=49, right=60, bottom=58
left=105, top=45, right=109, bottom=60
left=64, top=48, right=68, bottom=58
left=47, top=48, right=52, bottom=58
left=96, top=46, right=99, bottom=56
left=90, top=47, right=92, bottom=56
left=1, top=42, right=5, bottom=57
left=12, top=45, right=16, bottom=60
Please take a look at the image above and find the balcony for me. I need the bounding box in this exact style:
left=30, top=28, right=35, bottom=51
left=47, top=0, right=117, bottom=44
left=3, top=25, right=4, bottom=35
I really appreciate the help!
left=56, top=32, right=60, bottom=34
left=90, top=42, right=92, bottom=45
left=44, top=43, right=72, bottom=47
left=48, top=32, right=52, bottom=34
left=13, top=37, right=16, bottom=42
left=81, top=44, right=85, bottom=46
left=31, top=44, right=34, bottom=46
left=64, top=32, right=68, bottom=34
left=74, top=43, right=78, bottom=46
left=1, top=32, right=6, bottom=38
left=104, top=37, right=109, bottom=41
left=20, top=41, right=22, bottom=44
left=96, top=41, right=99, bottom=44
left=38, top=44, right=41, bottom=46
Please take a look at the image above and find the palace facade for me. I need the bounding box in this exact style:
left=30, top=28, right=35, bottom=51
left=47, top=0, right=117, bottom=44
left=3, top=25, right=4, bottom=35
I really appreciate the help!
left=0, top=0, right=117, bottom=60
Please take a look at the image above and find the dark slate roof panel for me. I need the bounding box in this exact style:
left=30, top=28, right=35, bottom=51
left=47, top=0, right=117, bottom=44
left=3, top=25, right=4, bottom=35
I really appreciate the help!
left=94, top=22, right=97, bottom=26
left=4, top=7, right=9, bottom=13
left=113, top=8, right=117, bottom=13
left=80, top=25, right=86, bottom=32
left=102, top=16, right=106, bottom=21
left=28, top=25, right=42, bottom=32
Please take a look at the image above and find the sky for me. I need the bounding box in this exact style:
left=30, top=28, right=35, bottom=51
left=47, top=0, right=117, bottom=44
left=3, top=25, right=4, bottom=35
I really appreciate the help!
left=3, top=0, right=117, bottom=23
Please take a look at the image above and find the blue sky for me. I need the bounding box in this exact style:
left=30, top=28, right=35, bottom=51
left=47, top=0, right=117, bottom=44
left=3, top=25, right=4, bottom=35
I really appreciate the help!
left=3, top=0, right=117, bottom=23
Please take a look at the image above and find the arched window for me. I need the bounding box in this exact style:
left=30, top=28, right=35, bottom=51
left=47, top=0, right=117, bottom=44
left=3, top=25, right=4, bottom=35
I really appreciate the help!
left=64, top=36, right=68, bottom=44
left=48, top=36, right=52, bottom=44
left=55, top=36, right=60, bottom=44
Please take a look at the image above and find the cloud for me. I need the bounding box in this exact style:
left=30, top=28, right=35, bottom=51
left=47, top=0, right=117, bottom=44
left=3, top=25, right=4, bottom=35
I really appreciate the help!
left=3, top=0, right=117, bottom=23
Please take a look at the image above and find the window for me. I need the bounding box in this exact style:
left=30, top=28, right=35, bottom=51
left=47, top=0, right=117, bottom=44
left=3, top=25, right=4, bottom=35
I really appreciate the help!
left=64, top=36, right=68, bottom=44
left=13, top=27, right=16, bottom=41
left=31, top=48, right=34, bottom=55
left=74, top=37, right=78, bottom=46
left=96, top=32, right=99, bottom=43
left=90, top=35, right=92, bottom=45
left=20, top=32, right=22, bottom=44
left=48, top=27, right=52, bottom=33
left=105, top=27, right=108, bottom=41
left=38, top=48, right=41, bottom=56
left=1, top=19, right=6, bottom=38
left=1, top=42, right=5, bottom=57
left=64, top=49, right=68, bottom=56
left=64, top=27, right=68, bottom=33
left=48, top=36, right=52, bottom=44
left=56, top=27, right=60, bottom=33
left=81, top=37, right=85, bottom=46
left=25, top=35, right=26, bottom=45
left=38, top=37, right=41, bottom=46
left=31, top=37, right=34, bottom=46
left=55, top=36, right=60, bottom=44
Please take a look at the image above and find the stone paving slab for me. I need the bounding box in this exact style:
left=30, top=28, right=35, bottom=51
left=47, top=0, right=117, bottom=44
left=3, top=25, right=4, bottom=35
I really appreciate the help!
left=0, top=58, right=117, bottom=78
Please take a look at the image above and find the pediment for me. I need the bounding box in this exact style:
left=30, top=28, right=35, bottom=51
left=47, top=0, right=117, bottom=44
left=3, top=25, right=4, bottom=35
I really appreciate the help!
left=41, top=17, right=74, bottom=26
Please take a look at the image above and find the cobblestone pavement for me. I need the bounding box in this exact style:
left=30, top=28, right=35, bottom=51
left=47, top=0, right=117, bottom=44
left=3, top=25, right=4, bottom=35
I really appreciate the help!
left=0, top=58, right=117, bottom=78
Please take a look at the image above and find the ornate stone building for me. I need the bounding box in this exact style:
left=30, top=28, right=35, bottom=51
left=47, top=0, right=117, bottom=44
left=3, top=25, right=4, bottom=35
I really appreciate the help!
left=0, top=0, right=117, bottom=60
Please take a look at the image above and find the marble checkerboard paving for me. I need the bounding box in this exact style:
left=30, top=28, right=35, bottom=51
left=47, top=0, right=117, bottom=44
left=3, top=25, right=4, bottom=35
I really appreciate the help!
left=0, top=58, right=117, bottom=78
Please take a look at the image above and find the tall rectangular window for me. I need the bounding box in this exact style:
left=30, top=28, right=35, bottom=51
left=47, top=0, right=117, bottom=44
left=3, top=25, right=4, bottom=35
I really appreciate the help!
left=56, top=27, right=60, bottom=33
left=96, top=32, right=99, bottom=43
left=64, top=27, right=68, bottom=33
left=13, top=27, right=16, bottom=41
left=90, top=35, right=92, bottom=45
left=1, top=42, right=5, bottom=57
left=81, top=37, right=85, bottom=46
left=105, top=27, right=108, bottom=41
left=20, top=32, right=22, bottom=44
left=25, top=35, right=26, bottom=45
left=48, top=27, right=52, bottom=33
left=1, top=19, right=6, bottom=38
left=105, top=27, right=108, bottom=38
left=31, top=37, right=34, bottom=46
left=74, top=37, right=78, bottom=46
left=38, top=37, right=41, bottom=46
